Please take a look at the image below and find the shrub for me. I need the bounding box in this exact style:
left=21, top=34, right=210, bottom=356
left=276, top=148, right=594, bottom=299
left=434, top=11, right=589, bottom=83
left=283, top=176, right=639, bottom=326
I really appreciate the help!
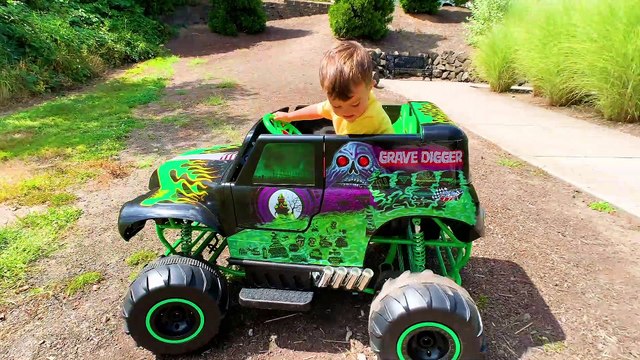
left=472, top=24, right=519, bottom=92
left=329, top=0, right=395, bottom=41
left=465, top=0, right=512, bottom=45
left=399, top=0, right=440, bottom=14
left=0, top=1, right=173, bottom=103
left=208, top=0, right=267, bottom=36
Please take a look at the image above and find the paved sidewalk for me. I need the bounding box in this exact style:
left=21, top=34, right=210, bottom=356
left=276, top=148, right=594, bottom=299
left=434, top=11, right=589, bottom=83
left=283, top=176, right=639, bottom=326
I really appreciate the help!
left=383, top=80, right=640, bottom=218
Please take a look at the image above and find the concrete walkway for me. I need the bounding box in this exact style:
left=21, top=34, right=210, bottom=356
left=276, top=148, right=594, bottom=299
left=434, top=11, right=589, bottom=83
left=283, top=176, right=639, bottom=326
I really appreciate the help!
left=383, top=80, right=640, bottom=218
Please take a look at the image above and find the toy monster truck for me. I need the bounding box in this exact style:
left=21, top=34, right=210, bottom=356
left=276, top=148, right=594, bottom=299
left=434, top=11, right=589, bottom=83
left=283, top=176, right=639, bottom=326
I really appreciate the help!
left=118, top=101, right=486, bottom=359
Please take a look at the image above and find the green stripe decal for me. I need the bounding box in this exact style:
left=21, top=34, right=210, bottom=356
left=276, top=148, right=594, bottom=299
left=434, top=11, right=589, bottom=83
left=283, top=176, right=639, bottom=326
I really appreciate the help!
left=146, top=298, right=205, bottom=344
left=397, top=322, right=461, bottom=360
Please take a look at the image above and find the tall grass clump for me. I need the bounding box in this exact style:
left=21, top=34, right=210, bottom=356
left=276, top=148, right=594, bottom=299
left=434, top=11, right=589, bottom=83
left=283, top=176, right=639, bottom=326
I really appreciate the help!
left=567, top=0, right=640, bottom=122
left=472, top=24, right=519, bottom=92
left=473, top=0, right=640, bottom=122
left=508, top=0, right=585, bottom=106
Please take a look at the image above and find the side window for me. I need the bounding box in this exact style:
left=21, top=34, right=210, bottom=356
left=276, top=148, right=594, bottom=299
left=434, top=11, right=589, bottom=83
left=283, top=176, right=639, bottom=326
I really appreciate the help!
left=252, top=143, right=315, bottom=186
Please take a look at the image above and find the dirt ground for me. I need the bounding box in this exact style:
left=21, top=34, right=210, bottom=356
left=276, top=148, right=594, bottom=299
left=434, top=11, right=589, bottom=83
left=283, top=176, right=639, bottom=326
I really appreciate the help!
left=2, top=10, right=640, bottom=360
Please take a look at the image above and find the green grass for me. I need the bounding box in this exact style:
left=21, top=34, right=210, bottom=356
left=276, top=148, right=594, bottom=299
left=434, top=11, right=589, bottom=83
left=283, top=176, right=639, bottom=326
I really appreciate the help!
left=135, top=156, right=157, bottom=169
left=126, top=250, right=157, bottom=267
left=497, top=157, right=523, bottom=168
left=475, top=294, right=489, bottom=310
left=126, top=249, right=157, bottom=281
left=0, top=166, right=96, bottom=206
left=589, top=201, right=616, bottom=214
left=205, top=95, right=226, bottom=106
left=217, top=79, right=238, bottom=89
left=65, top=271, right=103, bottom=296
left=161, top=115, right=190, bottom=127
left=0, top=206, right=82, bottom=292
left=0, top=56, right=177, bottom=205
left=188, top=58, right=208, bottom=66
left=476, top=0, right=640, bottom=122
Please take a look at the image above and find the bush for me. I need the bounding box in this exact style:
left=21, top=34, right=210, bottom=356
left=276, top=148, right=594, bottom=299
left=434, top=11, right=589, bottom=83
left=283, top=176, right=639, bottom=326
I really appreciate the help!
left=473, top=0, right=640, bottom=122
left=329, top=0, right=395, bottom=41
left=472, top=24, right=518, bottom=92
left=465, top=0, right=512, bottom=45
left=208, top=0, right=267, bottom=36
left=0, top=1, right=174, bottom=103
left=399, top=0, right=440, bottom=14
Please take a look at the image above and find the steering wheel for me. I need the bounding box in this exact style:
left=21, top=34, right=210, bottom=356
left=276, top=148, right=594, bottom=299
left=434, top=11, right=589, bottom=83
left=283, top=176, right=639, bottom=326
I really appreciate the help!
left=262, top=113, right=302, bottom=135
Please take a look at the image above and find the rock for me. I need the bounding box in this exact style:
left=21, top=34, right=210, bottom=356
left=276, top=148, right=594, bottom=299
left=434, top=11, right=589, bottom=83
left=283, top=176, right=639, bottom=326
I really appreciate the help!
left=433, top=57, right=441, bottom=66
left=456, top=52, right=469, bottom=62
left=92, top=285, right=99, bottom=291
left=426, top=57, right=432, bottom=65
left=380, top=52, right=386, bottom=60
left=248, top=328, right=254, bottom=336
left=379, top=59, right=386, bottom=66
left=442, top=71, right=449, bottom=79
left=357, top=354, right=367, bottom=360
left=437, top=64, right=446, bottom=71
left=433, top=69, right=443, bottom=78
left=448, top=72, right=455, bottom=80
left=461, top=72, right=470, bottom=82
left=463, top=59, right=472, bottom=71
left=445, top=64, right=455, bottom=72
left=454, top=60, right=463, bottom=68
left=370, top=51, right=380, bottom=62
left=427, top=51, right=439, bottom=61
left=102, top=315, right=110, bottom=323
left=0, top=313, right=5, bottom=321
left=447, top=55, right=457, bottom=65
left=456, top=72, right=463, bottom=81
left=400, top=51, right=409, bottom=56
left=375, top=48, right=382, bottom=55
left=392, top=50, right=399, bottom=56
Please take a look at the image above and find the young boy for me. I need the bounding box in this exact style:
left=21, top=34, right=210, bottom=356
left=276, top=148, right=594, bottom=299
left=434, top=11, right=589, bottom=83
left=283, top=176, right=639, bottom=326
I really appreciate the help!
left=273, top=41, right=394, bottom=135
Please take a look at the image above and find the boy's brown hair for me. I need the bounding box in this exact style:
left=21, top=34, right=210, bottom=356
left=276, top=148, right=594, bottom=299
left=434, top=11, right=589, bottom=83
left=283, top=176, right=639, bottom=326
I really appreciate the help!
left=319, top=41, right=373, bottom=101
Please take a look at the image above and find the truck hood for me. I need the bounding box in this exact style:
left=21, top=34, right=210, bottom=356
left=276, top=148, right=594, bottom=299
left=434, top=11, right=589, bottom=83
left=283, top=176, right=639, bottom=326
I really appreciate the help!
left=142, top=144, right=240, bottom=207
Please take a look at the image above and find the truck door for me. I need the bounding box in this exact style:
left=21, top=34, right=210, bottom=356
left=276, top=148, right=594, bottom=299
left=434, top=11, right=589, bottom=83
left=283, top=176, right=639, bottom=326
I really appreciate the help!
left=232, top=136, right=324, bottom=231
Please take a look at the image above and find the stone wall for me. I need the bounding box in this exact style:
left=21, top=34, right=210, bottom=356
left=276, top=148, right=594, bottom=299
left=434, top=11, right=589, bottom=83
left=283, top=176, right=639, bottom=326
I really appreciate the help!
left=370, top=49, right=477, bottom=82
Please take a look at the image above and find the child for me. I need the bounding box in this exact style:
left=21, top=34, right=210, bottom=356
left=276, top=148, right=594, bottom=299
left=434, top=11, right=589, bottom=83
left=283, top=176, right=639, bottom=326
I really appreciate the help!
left=273, top=41, right=394, bottom=135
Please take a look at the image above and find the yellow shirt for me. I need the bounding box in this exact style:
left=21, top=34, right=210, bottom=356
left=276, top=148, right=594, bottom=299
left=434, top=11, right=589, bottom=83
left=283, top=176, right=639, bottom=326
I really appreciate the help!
left=317, top=92, right=395, bottom=135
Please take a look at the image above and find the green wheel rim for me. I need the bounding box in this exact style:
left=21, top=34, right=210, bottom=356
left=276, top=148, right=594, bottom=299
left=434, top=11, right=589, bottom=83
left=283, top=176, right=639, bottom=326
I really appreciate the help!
left=397, top=322, right=461, bottom=360
left=146, top=298, right=205, bottom=344
left=262, top=113, right=302, bottom=135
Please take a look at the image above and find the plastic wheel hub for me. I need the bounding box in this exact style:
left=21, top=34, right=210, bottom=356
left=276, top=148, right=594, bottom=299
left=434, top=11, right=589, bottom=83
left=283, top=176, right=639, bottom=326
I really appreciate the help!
left=397, top=322, right=461, bottom=360
left=146, top=298, right=205, bottom=344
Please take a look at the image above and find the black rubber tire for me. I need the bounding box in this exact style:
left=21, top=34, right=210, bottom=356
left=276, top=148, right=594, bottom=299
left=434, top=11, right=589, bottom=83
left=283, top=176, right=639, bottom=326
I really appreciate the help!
left=123, top=256, right=228, bottom=355
left=369, top=270, right=486, bottom=360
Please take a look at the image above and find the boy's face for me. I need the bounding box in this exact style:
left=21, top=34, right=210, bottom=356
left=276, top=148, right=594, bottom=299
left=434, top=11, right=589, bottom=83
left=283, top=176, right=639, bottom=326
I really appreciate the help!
left=327, top=82, right=371, bottom=122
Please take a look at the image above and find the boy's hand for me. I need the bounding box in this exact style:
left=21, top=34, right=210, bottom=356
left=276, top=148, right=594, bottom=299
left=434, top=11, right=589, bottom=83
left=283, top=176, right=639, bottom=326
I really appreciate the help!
left=273, top=111, right=291, bottom=122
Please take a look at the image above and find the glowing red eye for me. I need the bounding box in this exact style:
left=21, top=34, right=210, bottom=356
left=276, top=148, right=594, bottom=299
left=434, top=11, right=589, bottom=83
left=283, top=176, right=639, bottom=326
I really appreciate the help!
left=358, top=155, right=370, bottom=167
left=336, top=155, right=349, bottom=167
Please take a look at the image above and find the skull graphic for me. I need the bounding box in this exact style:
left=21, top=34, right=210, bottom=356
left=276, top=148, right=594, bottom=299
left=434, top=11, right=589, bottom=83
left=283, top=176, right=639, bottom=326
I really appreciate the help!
left=326, top=142, right=381, bottom=187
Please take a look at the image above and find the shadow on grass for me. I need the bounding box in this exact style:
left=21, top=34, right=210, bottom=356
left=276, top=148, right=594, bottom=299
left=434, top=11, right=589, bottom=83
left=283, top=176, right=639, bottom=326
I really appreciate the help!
left=0, top=78, right=166, bottom=162
left=166, top=25, right=311, bottom=58
left=165, top=257, right=563, bottom=359
left=361, top=30, right=446, bottom=55
left=122, top=80, right=259, bottom=158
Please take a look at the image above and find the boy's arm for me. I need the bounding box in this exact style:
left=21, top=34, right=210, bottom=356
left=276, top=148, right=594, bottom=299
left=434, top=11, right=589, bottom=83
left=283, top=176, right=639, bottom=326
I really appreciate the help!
left=273, top=102, right=325, bottom=122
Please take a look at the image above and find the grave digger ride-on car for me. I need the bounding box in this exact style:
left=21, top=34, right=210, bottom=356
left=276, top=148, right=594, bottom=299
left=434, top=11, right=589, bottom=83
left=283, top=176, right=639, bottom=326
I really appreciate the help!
left=118, top=101, right=487, bottom=359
